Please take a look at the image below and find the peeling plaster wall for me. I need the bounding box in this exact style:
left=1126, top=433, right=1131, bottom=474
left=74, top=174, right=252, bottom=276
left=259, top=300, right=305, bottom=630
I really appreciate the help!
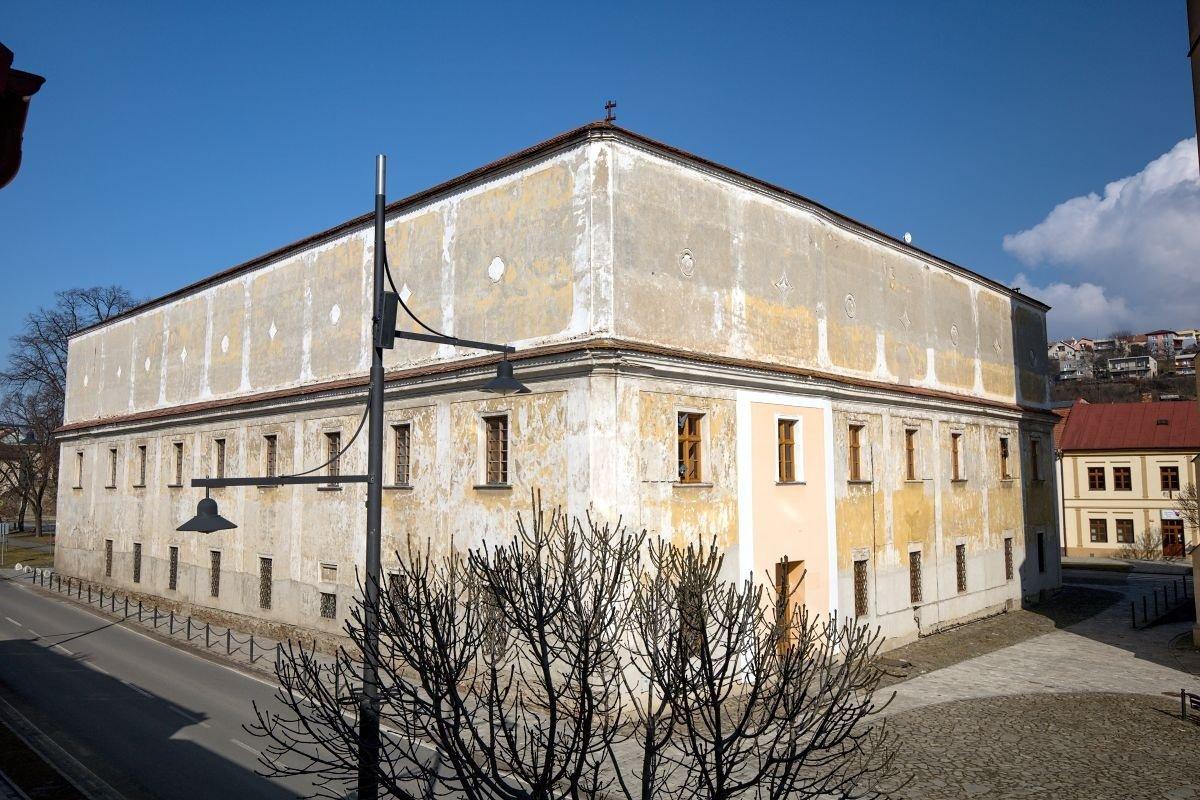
left=607, top=140, right=1050, bottom=409
left=64, top=143, right=611, bottom=426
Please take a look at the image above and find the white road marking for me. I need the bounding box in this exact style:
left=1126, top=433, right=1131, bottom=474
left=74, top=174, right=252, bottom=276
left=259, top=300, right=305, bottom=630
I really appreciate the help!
left=27, top=628, right=39, bottom=638
left=53, top=644, right=73, bottom=656
left=230, top=738, right=258, bottom=756
left=4, top=616, right=20, bottom=626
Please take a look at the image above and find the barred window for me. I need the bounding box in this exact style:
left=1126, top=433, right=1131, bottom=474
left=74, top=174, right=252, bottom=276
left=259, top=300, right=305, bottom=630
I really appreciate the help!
left=320, top=592, right=337, bottom=620
left=908, top=550, right=922, bottom=604
left=955, top=544, right=967, bottom=593
left=777, top=420, right=796, bottom=482
left=133, top=542, right=142, bottom=584
left=214, top=438, right=226, bottom=479
left=393, top=423, right=411, bottom=486
left=1087, top=467, right=1105, bottom=491
left=999, top=436, right=1011, bottom=479
left=173, top=442, right=184, bottom=485
left=853, top=559, right=869, bottom=617
left=168, top=546, right=179, bottom=591
left=264, top=435, right=278, bottom=478
left=485, top=415, right=509, bottom=486
left=325, top=432, right=341, bottom=481
left=108, top=447, right=117, bottom=487
left=1004, top=537, right=1014, bottom=581
left=259, top=557, right=273, bottom=610
left=210, top=550, right=221, bottom=598
left=1089, top=519, right=1108, bottom=543
left=136, top=445, right=147, bottom=486
left=1116, top=519, right=1135, bottom=544
left=105, top=539, right=113, bottom=578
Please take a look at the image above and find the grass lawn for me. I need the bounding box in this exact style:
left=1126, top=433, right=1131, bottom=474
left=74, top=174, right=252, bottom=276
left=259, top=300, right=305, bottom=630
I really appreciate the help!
left=0, top=542, right=54, bottom=569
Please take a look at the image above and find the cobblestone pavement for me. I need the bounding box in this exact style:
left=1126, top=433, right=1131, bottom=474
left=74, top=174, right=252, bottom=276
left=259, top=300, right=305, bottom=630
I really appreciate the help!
left=884, top=692, right=1200, bottom=800
left=874, top=572, right=1200, bottom=799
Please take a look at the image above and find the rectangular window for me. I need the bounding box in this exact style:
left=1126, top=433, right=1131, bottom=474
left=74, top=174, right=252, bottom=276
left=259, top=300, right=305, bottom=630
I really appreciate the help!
left=999, top=436, right=1011, bottom=479
left=848, top=424, right=864, bottom=482
left=1116, top=519, right=1135, bottom=544
left=104, top=539, right=113, bottom=578
left=1037, top=531, right=1046, bottom=573
left=853, top=559, right=869, bottom=617
left=955, top=544, right=967, bottom=593
left=214, top=438, right=226, bottom=479
left=393, top=423, right=411, bottom=486
left=108, top=447, right=117, bottom=487
left=1161, top=466, right=1181, bottom=492
left=264, top=434, right=278, bottom=478
left=210, top=551, right=221, bottom=598
left=325, top=432, right=341, bottom=481
left=132, top=542, right=142, bottom=584
left=1030, top=438, right=1042, bottom=481
left=1087, top=466, right=1106, bottom=491
left=1089, top=519, right=1109, bottom=543
left=75, top=451, right=84, bottom=488
left=677, top=412, right=703, bottom=484
left=320, top=592, right=337, bottom=620
left=320, top=563, right=337, bottom=583
left=905, top=429, right=918, bottom=481
left=908, top=550, right=922, bottom=604
left=777, top=419, right=796, bottom=482
left=950, top=432, right=963, bottom=481
left=173, top=442, right=184, bottom=485
left=1163, top=518, right=1185, bottom=547
left=136, top=445, right=147, bottom=486
left=485, top=415, right=510, bottom=485
left=1113, top=467, right=1132, bottom=491
left=1004, top=537, right=1014, bottom=581
left=259, top=557, right=273, bottom=610
left=168, top=546, right=179, bottom=591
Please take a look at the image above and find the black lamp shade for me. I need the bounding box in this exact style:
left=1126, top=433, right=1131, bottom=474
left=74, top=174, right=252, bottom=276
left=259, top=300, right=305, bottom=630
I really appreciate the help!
left=481, top=358, right=530, bottom=395
left=178, top=493, right=237, bottom=533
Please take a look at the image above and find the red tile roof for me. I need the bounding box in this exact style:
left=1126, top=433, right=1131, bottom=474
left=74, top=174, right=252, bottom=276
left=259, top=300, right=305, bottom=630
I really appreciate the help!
left=1051, top=404, right=1077, bottom=450
left=1058, top=399, right=1200, bottom=451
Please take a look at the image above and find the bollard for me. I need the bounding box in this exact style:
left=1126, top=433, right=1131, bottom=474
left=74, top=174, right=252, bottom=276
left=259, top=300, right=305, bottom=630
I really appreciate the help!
left=276, top=642, right=282, bottom=665
left=153, top=607, right=158, bottom=628
left=226, top=629, right=231, bottom=655
left=250, top=634, right=255, bottom=663
left=205, top=623, right=211, bottom=649
left=138, top=600, right=143, bottom=622
left=186, top=617, right=191, bottom=641
left=168, top=612, right=174, bottom=636
left=87, top=585, right=92, bottom=604
left=124, top=596, right=129, bottom=619
left=99, top=588, right=104, bottom=607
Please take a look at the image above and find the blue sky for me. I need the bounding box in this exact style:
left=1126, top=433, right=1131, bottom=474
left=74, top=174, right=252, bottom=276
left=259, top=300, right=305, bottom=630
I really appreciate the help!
left=2, top=1, right=1196, bottom=346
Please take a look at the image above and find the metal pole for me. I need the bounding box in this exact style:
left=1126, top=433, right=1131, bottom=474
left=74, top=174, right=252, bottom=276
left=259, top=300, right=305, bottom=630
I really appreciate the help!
left=358, top=153, right=386, bottom=800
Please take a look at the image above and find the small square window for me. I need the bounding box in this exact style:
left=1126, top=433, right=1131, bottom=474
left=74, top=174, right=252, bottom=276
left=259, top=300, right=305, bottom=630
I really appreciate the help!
left=320, top=563, right=338, bottom=583
left=325, top=432, right=341, bottom=482
left=264, top=435, right=278, bottom=478
left=1116, top=519, right=1135, bottom=544
left=1089, top=519, right=1108, bottom=543
left=1087, top=466, right=1106, bottom=491
left=1113, top=467, right=1132, bottom=491
left=1161, top=466, right=1181, bottom=492
left=677, top=413, right=703, bottom=484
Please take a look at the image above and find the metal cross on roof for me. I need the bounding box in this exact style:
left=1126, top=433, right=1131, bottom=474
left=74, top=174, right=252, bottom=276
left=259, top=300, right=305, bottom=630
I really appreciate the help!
left=604, top=100, right=617, bottom=123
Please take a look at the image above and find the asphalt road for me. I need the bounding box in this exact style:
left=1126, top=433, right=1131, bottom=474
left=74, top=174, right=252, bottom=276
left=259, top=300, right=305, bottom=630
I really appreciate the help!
left=0, top=573, right=320, bottom=799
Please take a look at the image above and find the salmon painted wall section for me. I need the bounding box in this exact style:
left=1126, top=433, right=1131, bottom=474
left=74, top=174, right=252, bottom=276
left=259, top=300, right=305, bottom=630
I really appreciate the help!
left=736, top=391, right=837, bottom=617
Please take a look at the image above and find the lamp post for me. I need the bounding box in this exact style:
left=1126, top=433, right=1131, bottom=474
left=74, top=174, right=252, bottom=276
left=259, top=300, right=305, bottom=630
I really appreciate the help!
left=178, top=154, right=528, bottom=800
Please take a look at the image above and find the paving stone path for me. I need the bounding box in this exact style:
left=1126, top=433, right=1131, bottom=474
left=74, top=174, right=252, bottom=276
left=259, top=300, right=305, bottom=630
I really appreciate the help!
left=877, top=573, right=1200, bottom=800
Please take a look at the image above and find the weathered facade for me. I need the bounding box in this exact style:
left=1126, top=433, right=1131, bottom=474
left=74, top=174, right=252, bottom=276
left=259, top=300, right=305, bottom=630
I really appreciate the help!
left=55, top=123, right=1060, bottom=645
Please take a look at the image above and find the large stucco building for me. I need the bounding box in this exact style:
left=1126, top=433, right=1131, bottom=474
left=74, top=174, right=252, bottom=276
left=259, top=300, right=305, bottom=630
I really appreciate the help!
left=55, top=122, right=1060, bottom=646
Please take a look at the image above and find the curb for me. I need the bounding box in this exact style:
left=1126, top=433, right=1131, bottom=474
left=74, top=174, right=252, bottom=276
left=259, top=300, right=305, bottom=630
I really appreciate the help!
left=0, top=694, right=125, bottom=800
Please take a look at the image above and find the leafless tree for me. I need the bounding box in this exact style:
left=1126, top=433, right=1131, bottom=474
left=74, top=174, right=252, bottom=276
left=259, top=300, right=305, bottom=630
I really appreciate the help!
left=0, top=286, right=138, bottom=532
left=1178, top=483, right=1200, bottom=537
left=250, top=498, right=898, bottom=799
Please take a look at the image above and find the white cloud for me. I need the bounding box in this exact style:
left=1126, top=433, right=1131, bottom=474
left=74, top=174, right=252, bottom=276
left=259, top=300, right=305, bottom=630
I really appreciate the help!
left=1002, top=137, right=1200, bottom=338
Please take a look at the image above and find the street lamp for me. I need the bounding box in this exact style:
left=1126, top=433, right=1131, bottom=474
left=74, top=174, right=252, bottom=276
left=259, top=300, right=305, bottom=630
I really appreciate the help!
left=176, top=154, right=527, bottom=799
